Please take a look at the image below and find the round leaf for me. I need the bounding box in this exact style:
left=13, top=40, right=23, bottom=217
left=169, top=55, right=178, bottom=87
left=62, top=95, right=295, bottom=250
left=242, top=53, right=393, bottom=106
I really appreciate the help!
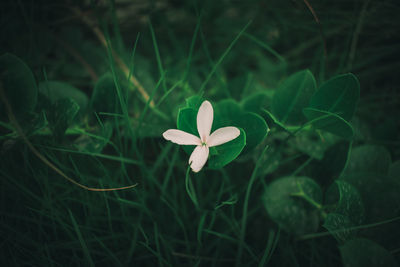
left=341, top=145, right=391, bottom=176
left=325, top=180, right=364, bottom=225
left=323, top=213, right=356, bottom=244
left=91, top=73, right=119, bottom=113
left=39, top=80, right=88, bottom=111
left=272, top=69, right=317, bottom=125
left=340, top=238, right=398, bottom=267
left=303, top=107, right=354, bottom=140
left=213, top=99, right=268, bottom=152
left=308, top=73, right=359, bottom=121
left=0, top=53, right=37, bottom=118
left=262, top=176, right=322, bottom=235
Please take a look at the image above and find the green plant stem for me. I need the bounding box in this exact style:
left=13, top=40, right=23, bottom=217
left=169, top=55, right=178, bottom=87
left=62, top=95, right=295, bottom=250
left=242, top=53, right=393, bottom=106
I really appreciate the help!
left=185, top=166, right=199, bottom=210
left=236, top=144, right=270, bottom=267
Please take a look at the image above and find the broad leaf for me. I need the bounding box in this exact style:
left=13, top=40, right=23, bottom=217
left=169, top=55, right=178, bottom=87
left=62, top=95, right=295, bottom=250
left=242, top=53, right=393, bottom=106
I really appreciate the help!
left=91, top=72, right=119, bottom=113
left=308, top=73, right=359, bottom=121
left=341, top=145, right=391, bottom=176
left=324, top=180, right=364, bottom=243
left=303, top=107, right=354, bottom=140
left=340, top=238, right=398, bottom=267
left=389, top=160, right=400, bottom=180
left=213, top=100, right=268, bottom=153
left=47, top=98, right=80, bottom=140
left=326, top=180, right=364, bottom=224
left=241, top=91, right=272, bottom=115
left=323, top=213, right=356, bottom=244
left=289, top=130, right=337, bottom=160
left=340, top=145, right=400, bottom=222
left=39, top=80, right=88, bottom=111
left=272, top=70, right=316, bottom=124
left=262, top=176, right=322, bottom=235
left=0, top=53, right=37, bottom=119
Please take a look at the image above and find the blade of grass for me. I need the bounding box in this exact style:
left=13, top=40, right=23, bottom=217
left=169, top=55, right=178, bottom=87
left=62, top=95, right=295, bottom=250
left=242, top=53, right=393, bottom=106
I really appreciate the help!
left=148, top=20, right=167, bottom=93
left=198, top=20, right=252, bottom=94
left=236, top=144, right=270, bottom=267
left=68, top=209, right=94, bottom=267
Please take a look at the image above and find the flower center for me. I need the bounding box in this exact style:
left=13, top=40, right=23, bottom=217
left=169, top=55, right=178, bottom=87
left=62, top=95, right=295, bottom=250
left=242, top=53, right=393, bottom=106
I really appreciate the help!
left=201, top=142, right=207, bottom=147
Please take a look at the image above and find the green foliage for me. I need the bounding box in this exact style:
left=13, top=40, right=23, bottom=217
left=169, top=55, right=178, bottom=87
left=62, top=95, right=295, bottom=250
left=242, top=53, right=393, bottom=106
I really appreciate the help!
left=1, top=1, right=399, bottom=266
left=0, top=53, right=37, bottom=119
left=307, top=74, right=360, bottom=121
left=303, top=74, right=360, bottom=139
left=39, top=80, right=89, bottom=111
left=47, top=98, right=80, bottom=140
left=91, top=72, right=119, bottom=113
left=272, top=69, right=316, bottom=125
left=262, top=176, right=322, bottom=235
left=303, top=108, right=354, bottom=139
left=340, top=145, right=400, bottom=222
left=177, top=97, right=268, bottom=169
left=340, top=238, right=398, bottom=267
left=324, top=180, right=364, bottom=243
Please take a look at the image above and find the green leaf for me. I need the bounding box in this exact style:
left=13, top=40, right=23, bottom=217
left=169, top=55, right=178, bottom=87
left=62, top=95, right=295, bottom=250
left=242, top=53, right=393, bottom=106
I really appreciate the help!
left=262, top=176, right=322, bottom=235
left=326, top=180, right=364, bottom=224
left=340, top=145, right=400, bottom=222
left=289, top=130, right=337, bottom=160
left=389, top=160, right=400, bottom=180
left=39, top=80, right=88, bottom=111
left=91, top=73, right=119, bottom=113
left=185, top=95, right=204, bottom=110
left=241, top=91, right=272, bottom=115
left=308, top=73, right=359, bottom=121
left=257, top=145, right=281, bottom=176
left=0, top=53, right=37, bottom=119
left=261, top=108, right=290, bottom=132
left=74, top=122, right=113, bottom=153
left=303, top=107, right=354, bottom=139
left=324, top=180, right=364, bottom=243
left=323, top=213, right=356, bottom=244
left=47, top=98, right=80, bottom=140
left=342, top=145, right=391, bottom=176
left=207, top=128, right=246, bottom=169
left=340, top=238, right=398, bottom=267
left=313, top=141, right=350, bottom=182
left=213, top=99, right=268, bottom=153
left=271, top=69, right=317, bottom=125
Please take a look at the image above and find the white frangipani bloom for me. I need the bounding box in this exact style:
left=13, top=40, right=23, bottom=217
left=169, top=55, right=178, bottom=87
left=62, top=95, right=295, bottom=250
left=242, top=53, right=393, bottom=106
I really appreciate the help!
left=163, top=100, right=240, bottom=172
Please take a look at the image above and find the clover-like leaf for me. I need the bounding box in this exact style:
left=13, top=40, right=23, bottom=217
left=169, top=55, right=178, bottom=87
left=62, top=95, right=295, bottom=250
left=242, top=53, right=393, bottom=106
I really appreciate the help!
left=0, top=53, right=37, bottom=119
left=262, top=176, right=322, bottom=235
left=39, top=80, right=88, bottom=112
left=307, top=73, right=359, bottom=121
left=340, top=238, right=398, bottom=267
left=303, top=107, right=354, bottom=140
left=272, top=69, right=317, bottom=125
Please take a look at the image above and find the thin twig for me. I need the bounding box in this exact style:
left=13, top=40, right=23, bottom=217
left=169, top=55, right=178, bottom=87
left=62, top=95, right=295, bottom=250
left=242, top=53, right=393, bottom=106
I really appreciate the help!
left=71, top=7, right=155, bottom=107
left=0, top=82, right=138, bottom=192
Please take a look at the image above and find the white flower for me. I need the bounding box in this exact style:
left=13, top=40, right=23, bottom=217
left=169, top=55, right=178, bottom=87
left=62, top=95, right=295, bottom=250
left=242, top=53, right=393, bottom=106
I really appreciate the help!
left=163, top=100, right=240, bottom=172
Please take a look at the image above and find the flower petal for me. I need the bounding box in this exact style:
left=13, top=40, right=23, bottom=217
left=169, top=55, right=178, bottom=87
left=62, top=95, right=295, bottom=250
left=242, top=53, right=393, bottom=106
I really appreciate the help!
left=207, top=127, right=240, bottom=147
left=188, top=145, right=209, bottom=172
left=163, top=129, right=201, bottom=145
left=197, top=100, right=213, bottom=142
